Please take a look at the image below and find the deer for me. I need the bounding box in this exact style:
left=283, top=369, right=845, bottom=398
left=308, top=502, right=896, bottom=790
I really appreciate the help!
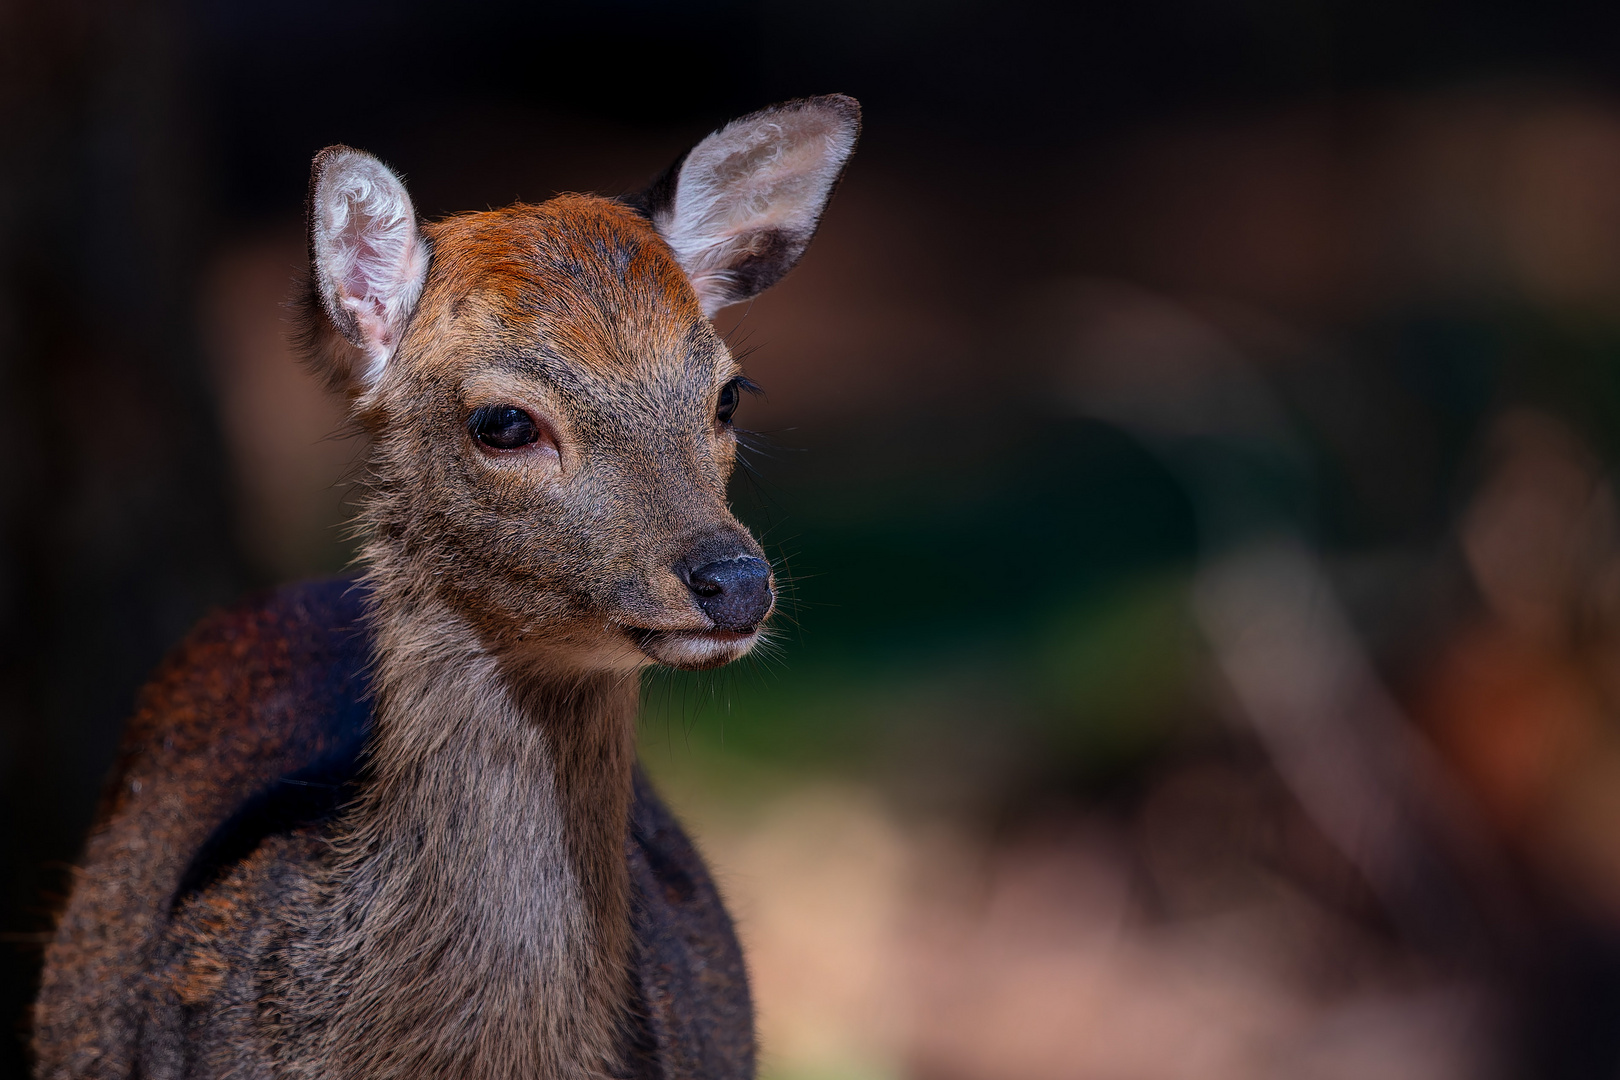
left=31, top=94, right=860, bottom=1080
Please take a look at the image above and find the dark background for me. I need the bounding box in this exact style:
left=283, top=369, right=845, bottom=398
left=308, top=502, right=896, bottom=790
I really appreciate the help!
left=12, top=2, right=1620, bottom=1077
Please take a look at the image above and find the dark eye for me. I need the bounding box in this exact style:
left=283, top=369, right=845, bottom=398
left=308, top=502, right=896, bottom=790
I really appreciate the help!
left=716, top=382, right=740, bottom=425
left=469, top=405, right=539, bottom=450
left=716, top=377, right=758, bottom=426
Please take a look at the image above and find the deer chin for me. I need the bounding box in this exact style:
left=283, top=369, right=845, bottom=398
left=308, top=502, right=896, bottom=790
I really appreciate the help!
left=631, top=627, right=761, bottom=670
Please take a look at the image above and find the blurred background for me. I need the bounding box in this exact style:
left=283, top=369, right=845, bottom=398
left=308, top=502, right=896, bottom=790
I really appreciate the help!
left=13, top=1, right=1620, bottom=1077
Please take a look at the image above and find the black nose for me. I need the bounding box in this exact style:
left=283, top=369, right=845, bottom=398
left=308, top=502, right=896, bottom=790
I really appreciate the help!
left=685, top=556, right=773, bottom=632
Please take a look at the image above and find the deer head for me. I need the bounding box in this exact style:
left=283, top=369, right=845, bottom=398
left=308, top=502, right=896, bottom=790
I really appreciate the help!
left=295, top=96, right=859, bottom=675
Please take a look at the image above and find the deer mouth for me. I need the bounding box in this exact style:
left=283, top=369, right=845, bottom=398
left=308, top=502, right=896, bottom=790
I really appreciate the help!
left=629, top=626, right=761, bottom=670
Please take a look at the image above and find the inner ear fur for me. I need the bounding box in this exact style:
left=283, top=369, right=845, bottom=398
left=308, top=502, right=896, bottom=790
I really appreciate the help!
left=637, top=95, right=861, bottom=316
left=293, top=146, right=429, bottom=397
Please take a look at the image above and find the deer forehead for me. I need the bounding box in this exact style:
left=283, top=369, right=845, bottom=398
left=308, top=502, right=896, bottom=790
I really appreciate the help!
left=407, top=195, right=726, bottom=390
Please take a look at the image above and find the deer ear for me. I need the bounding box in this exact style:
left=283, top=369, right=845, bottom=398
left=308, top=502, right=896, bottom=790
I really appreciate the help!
left=298, top=146, right=430, bottom=393
left=642, top=95, right=860, bottom=317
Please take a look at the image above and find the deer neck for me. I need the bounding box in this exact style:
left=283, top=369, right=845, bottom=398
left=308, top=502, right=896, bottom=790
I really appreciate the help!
left=313, top=583, right=640, bottom=1079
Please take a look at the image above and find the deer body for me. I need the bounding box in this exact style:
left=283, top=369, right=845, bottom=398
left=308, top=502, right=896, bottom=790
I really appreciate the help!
left=34, top=97, right=859, bottom=1080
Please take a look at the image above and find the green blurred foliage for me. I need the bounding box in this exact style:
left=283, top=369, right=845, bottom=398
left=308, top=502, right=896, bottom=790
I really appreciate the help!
left=639, top=415, right=1203, bottom=796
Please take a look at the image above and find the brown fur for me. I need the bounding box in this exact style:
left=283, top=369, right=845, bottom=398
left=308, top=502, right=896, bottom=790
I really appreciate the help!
left=350, top=197, right=759, bottom=668
left=31, top=579, right=755, bottom=1078
left=275, top=196, right=751, bottom=1078
left=32, top=97, right=862, bottom=1077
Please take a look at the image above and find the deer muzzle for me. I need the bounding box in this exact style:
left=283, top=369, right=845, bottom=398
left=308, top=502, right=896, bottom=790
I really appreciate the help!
left=628, top=535, right=774, bottom=670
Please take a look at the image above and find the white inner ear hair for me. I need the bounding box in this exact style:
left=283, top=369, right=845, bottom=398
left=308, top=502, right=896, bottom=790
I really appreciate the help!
left=315, top=154, right=430, bottom=385
left=658, top=106, right=856, bottom=316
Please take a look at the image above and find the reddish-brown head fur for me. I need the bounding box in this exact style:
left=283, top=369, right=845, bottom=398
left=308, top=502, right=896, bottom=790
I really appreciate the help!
left=298, top=97, right=860, bottom=673
left=347, top=195, right=761, bottom=672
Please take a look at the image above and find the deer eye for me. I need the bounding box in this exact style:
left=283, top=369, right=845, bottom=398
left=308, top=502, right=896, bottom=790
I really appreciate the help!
left=469, top=405, right=539, bottom=450
left=716, top=377, right=758, bottom=426
left=716, top=382, right=740, bottom=425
